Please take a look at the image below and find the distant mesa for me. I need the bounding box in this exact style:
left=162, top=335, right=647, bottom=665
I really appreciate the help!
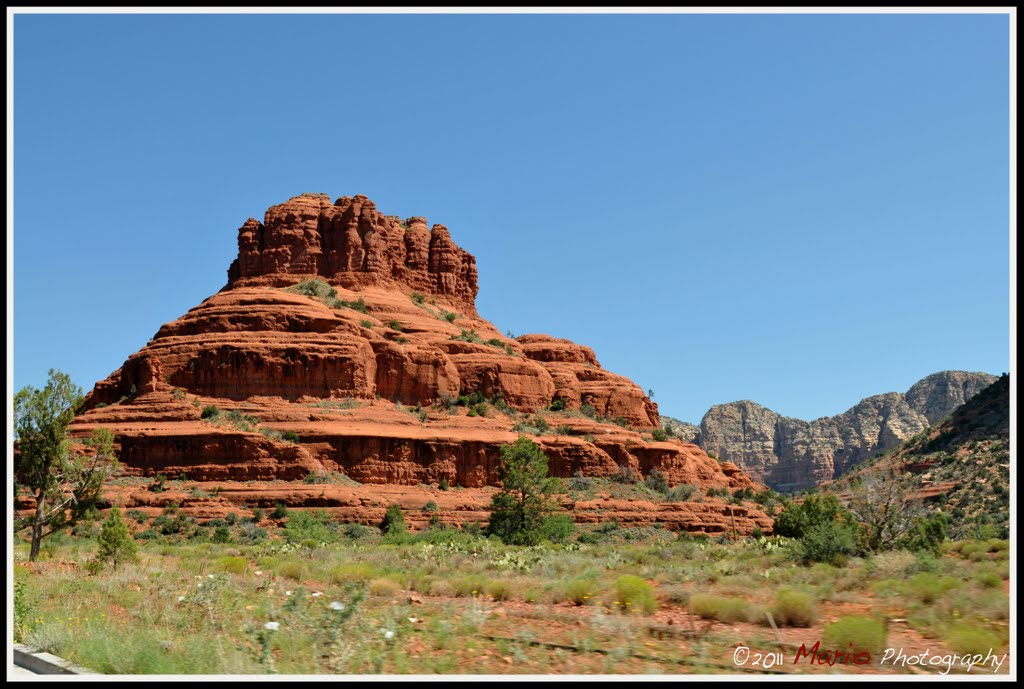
left=663, top=370, right=998, bottom=493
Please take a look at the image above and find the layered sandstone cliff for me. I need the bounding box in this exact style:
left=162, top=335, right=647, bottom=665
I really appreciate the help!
left=67, top=193, right=767, bottom=533
left=680, top=371, right=996, bottom=492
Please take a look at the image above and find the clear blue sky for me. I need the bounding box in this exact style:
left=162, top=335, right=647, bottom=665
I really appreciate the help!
left=12, top=12, right=1011, bottom=424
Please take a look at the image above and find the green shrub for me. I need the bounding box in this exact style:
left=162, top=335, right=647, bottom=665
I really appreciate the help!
left=565, top=577, right=598, bottom=606
left=974, top=568, right=1003, bottom=589
left=360, top=319, right=374, bottom=329
left=770, top=588, right=818, bottom=627
left=612, top=465, right=640, bottom=484
left=282, top=431, right=300, bottom=443
left=276, top=560, right=305, bottom=581
left=72, top=519, right=102, bottom=538
left=453, top=575, right=489, bottom=597
left=211, top=525, right=231, bottom=543
left=411, top=292, right=426, bottom=305
left=539, top=513, right=576, bottom=544
left=900, top=513, right=948, bottom=554
left=907, top=573, right=960, bottom=604
left=945, top=623, right=1002, bottom=656
left=303, top=470, right=357, bottom=486
left=292, top=278, right=336, bottom=299
left=753, top=489, right=779, bottom=508
left=986, top=538, right=1009, bottom=553
left=651, top=428, right=669, bottom=442
left=216, top=556, right=248, bottom=574
left=387, top=319, right=403, bottom=332
left=798, top=521, right=861, bottom=565
left=661, top=584, right=690, bottom=606
left=450, top=329, right=484, bottom=344
left=613, top=575, right=657, bottom=614
left=732, top=487, right=755, bottom=501
left=380, top=504, right=407, bottom=538
left=774, top=495, right=862, bottom=564
left=346, top=298, right=368, bottom=314
left=568, top=471, right=593, bottom=492
left=690, top=594, right=757, bottom=623
left=822, top=616, right=887, bottom=655
left=549, top=398, right=566, bottom=412
left=643, top=469, right=669, bottom=494
left=422, top=500, right=438, bottom=513
left=337, top=523, right=376, bottom=541
left=272, top=502, right=289, bottom=519
left=89, top=508, right=138, bottom=572
left=225, top=512, right=238, bottom=526
left=438, top=477, right=450, bottom=491
left=368, top=577, right=403, bottom=597
left=237, top=523, right=268, bottom=544
left=441, top=310, right=458, bottom=323
left=486, top=579, right=513, bottom=601
left=201, top=405, right=220, bottom=420
left=13, top=580, right=28, bottom=641
left=126, top=509, right=149, bottom=524
left=251, top=507, right=264, bottom=523
left=224, top=409, right=260, bottom=431
left=330, top=563, right=379, bottom=583
left=148, top=474, right=167, bottom=492
left=153, top=514, right=189, bottom=536
left=580, top=403, right=597, bottom=419
left=284, top=510, right=338, bottom=545
left=665, top=484, right=696, bottom=502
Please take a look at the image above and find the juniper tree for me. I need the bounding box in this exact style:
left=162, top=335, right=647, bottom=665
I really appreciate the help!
left=94, top=506, right=138, bottom=570
left=14, top=370, right=118, bottom=560
left=487, top=436, right=563, bottom=546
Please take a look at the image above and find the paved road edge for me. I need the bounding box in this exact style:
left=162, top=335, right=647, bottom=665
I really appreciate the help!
left=13, top=644, right=98, bottom=675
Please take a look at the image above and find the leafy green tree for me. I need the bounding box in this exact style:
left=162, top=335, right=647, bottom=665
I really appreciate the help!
left=487, top=437, right=564, bottom=546
left=93, top=507, right=138, bottom=570
left=774, top=494, right=862, bottom=564
left=797, top=521, right=861, bottom=565
left=774, top=494, right=850, bottom=538
left=14, top=370, right=118, bottom=560
left=899, top=512, right=948, bottom=554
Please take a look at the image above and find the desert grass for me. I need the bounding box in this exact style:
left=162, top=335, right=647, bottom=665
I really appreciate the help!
left=11, top=530, right=1011, bottom=675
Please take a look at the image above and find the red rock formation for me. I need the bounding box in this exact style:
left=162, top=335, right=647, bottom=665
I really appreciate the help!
left=66, top=193, right=770, bottom=532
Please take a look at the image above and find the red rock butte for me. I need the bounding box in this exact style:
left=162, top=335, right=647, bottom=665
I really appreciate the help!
left=67, top=193, right=771, bottom=535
